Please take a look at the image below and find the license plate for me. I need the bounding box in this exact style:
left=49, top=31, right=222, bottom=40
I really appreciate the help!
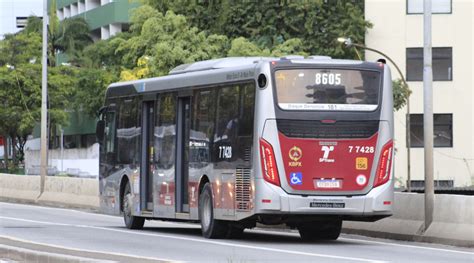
left=310, top=202, right=345, bottom=208
left=314, top=179, right=342, bottom=189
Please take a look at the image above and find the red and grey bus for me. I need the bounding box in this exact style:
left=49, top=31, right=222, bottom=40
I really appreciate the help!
left=96, top=56, right=394, bottom=240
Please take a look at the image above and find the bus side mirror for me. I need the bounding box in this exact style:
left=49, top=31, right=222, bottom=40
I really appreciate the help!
left=96, top=120, right=105, bottom=143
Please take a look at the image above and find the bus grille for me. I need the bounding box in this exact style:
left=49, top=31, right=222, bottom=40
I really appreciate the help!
left=235, top=168, right=251, bottom=211
left=277, top=120, right=379, bottom=139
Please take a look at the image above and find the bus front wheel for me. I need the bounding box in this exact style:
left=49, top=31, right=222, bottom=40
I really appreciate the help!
left=199, top=183, right=227, bottom=238
left=123, top=182, right=145, bottom=229
left=297, top=220, right=342, bottom=241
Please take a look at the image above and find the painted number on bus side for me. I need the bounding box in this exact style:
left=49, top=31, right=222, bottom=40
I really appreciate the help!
left=219, top=146, right=232, bottom=159
left=315, top=73, right=342, bottom=85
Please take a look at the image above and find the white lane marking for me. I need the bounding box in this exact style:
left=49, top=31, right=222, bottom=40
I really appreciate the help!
left=0, top=235, right=179, bottom=262
left=250, top=228, right=474, bottom=256
left=2, top=203, right=472, bottom=256
left=339, top=237, right=474, bottom=256
left=0, top=216, right=384, bottom=263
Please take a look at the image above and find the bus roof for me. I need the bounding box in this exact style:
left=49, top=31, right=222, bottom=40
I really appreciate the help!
left=106, top=56, right=381, bottom=98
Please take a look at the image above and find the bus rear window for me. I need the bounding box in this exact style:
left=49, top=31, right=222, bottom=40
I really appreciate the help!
left=275, top=69, right=381, bottom=111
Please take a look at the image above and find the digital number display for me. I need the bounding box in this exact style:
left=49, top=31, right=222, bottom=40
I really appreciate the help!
left=315, top=73, right=342, bottom=85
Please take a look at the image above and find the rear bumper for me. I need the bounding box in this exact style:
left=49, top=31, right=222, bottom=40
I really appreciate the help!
left=254, top=178, right=394, bottom=219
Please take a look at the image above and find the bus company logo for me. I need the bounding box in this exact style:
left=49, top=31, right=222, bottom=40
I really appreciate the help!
left=288, top=146, right=302, bottom=167
left=319, top=146, right=335, bottom=163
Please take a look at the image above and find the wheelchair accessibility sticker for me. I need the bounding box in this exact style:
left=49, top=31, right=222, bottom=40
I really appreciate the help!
left=290, top=172, right=303, bottom=185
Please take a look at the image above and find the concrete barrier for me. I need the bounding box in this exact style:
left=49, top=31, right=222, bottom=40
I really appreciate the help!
left=0, top=173, right=472, bottom=247
left=0, top=173, right=99, bottom=209
left=344, top=192, right=473, bottom=247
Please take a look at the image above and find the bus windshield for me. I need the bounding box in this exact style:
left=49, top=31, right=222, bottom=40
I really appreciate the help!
left=275, top=69, right=381, bottom=111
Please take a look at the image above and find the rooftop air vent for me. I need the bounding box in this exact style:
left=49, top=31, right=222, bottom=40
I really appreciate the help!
left=280, top=55, right=305, bottom=60
left=308, top=55, right=332, bottom=60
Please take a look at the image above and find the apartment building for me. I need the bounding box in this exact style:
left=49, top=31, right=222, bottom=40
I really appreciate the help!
left=54, top=0, right=139, bottom=40
left=365, top=0, right=474, bottom=188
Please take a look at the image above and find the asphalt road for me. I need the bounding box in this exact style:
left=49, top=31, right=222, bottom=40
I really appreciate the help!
left=0, top=202, right=472, bottom=263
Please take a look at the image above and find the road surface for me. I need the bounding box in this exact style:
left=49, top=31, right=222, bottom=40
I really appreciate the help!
left=0, top=202, right=472, bottom=262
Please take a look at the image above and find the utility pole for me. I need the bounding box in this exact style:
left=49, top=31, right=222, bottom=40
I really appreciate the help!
left=423, top=0, right=434, bottom=232
left=39, top=0, right=48, bottom=197
left=406, top=96, right=411, bottom=192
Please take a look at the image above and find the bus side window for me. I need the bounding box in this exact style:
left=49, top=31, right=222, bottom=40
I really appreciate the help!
left=238, top=83, right=255, bottom=137
left=117, top=99, right=140, bottom=165
left=156, top=93, right=177, bottom=170
left=105, top=111, right=116, bottom=162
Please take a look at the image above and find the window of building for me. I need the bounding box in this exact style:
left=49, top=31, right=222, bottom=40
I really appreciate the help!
left=407, top=0, right=451, bottom=14
left=410, top=180, right=454, bottom=189
left=410, top=114, right=453, bottom=147
left=16, top=17, right=28, bottom=28
left=406, top=47, right=452, bottom=81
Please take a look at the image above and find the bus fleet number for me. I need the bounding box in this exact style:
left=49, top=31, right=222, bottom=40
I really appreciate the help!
left=315, top=73, right=342, bottom=85
left=219, top=146, right=232, bottom=159
left=348, top=146, right=375, bottom=154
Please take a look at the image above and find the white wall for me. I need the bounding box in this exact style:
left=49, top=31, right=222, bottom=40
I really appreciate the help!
left=101, top=25, right=110, bottom=40
left=365, top=0, right=474, bottom=187
left=24, top=142, right=99, bottom=177
left=109, top=23, right=122, bottom=38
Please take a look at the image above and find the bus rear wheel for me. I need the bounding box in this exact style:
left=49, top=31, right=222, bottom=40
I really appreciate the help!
left=123, top=182, right=145, bottom=229
left=297, top=220, right=342, bottom=241
left=199, top=183, right=227, bottom=239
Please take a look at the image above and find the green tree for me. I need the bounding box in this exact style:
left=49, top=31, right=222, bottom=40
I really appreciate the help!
left=146, top=0, right=370, bottom=59
left=392, top=79, right=412, bottom=111
left=0, top=64, right=41, bottom=166
left=24, top=14, right=92, bottom=66
left=0, top=23, right=87, bottom=166
left=109, top=8, right=229, bottom=78
left=73, top=68, right=118, bottom=117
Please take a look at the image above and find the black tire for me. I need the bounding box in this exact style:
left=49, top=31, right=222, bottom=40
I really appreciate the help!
left=297, top=220, right=342, bottom=241
left=123, top=182, right=145, bottom=230
left=199, top=183, right=228, bottom=238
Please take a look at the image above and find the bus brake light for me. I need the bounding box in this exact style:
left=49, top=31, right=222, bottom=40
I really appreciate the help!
left=374, top=140, right=393, bottom=188
left=259, top=138, right=280, bottom=187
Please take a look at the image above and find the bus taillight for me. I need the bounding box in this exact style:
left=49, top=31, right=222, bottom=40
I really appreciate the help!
left=374, top=140, right=393, bottom=188
left=259, top=138, right=280, bottom=187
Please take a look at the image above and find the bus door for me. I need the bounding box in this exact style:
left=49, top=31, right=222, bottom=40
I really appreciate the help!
left=140, top=100, right=155, bottom=211
left=176, top=96, right=191, bottom=213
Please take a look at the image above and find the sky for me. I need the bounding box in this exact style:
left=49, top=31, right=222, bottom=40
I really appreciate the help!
left=0, top=0, right=43, bottom=39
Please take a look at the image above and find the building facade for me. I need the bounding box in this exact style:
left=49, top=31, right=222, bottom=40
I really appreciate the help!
left=365, top=0, right=474, bottom=188
left=0, top=0, right=42, bottom=39
left=55, top=0, right=139, bottom=40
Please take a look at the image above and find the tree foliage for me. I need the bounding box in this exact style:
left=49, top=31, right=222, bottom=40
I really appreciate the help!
left=0, top=14, right=99, bottom=165
left=146, top=0, right=369, bottom=59
left=113, top=9, right=230, bottom=78
left=392, top=79, right=412, bottom=111
left=24, top=15, right=92, bottom=66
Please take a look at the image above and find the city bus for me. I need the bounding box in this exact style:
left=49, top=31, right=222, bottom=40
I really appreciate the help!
left=96, top=56, right=394, bottom=240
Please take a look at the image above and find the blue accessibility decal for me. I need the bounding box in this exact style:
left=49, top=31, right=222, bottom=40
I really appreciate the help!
left=290, top=172, right=303, bottom=185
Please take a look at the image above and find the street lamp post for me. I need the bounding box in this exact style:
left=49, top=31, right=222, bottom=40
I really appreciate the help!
left=39, top=0, right=49, bottom=197
left=337, top=37, right=412, bottom=192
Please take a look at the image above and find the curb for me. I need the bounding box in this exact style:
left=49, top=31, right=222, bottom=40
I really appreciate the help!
left=341, top=227, right=474, bottom=248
